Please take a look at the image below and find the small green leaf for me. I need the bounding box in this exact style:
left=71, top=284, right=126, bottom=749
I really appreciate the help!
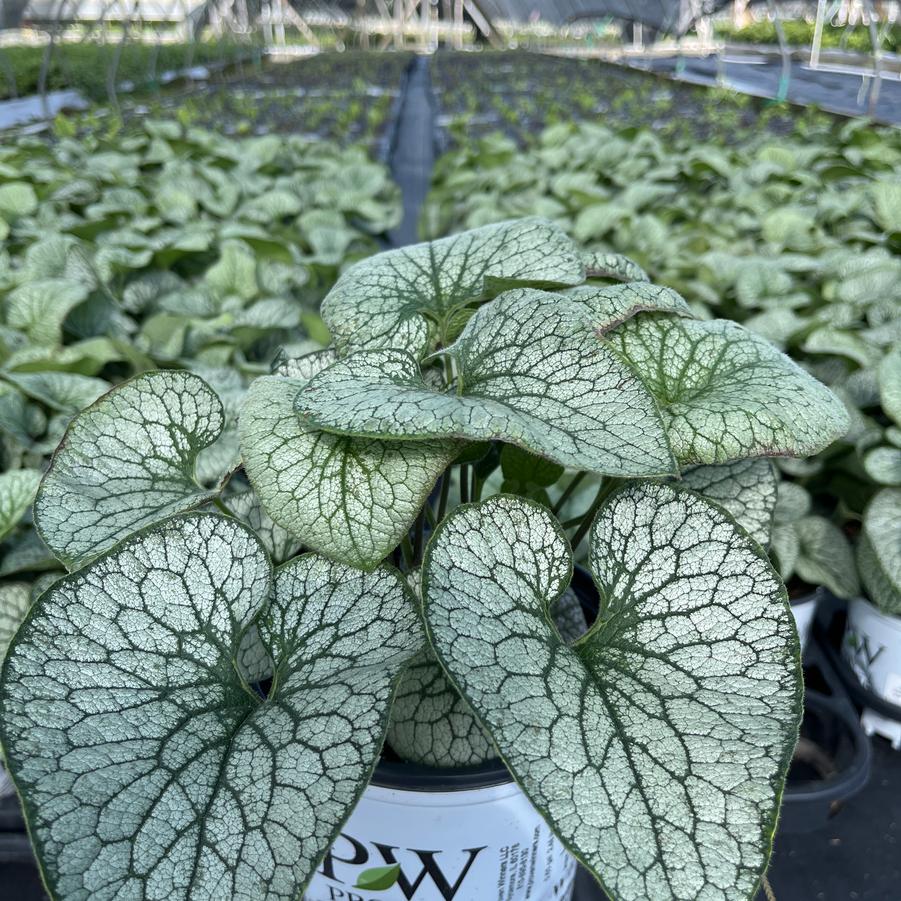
left=355, top=863, right=401, bottom=891
left=793, top=515, right=860, bottom=599
left=387, top=646, right=494, bottom=768
left=35, top=371, right=224, bottom=569
left=2, top=371, right=110, bottom=413
left=424, top=487, right=801, bottom=901
left=321, top=218, right=584, bottom=358
left=863, top=446, right=901, bottom=486
left=0, top=528, right=57, bottom=577
left=500, top=445, right=564, bottom=487
left=879, top=347, right=901, bottom=428
left=205, top=240, right=259, bottom=301
left=869, top=178, right=901, bottom=233
left=0, top=514, right=422, bottom=901
left=609, top=314, right=850, bottom=464
left=0, top=469, right=41, bottom=541
left=802, top=327, right=881, bottom=369
left=0, top=182, right=38, bottom=219
left=299, top=290, right=676, bottom=478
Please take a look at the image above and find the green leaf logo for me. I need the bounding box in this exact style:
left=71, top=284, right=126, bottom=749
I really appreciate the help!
left=354, top=863, right=401, bottom=891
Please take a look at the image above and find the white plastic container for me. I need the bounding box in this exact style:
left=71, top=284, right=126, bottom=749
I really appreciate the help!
left=844, top=597, right=901, bottom=748
left=305, top=762, right=577, bottom=901
left=790, top=588, right=823, bottom=653
left=844, top=597, right=901, bottom=704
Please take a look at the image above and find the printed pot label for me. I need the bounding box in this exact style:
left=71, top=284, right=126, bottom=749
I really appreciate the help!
left=844, top=597, right=901, bottom=702
left=305, top=779, right=576, bottom=901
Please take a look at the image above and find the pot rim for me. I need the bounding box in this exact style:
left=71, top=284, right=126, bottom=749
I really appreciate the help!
left=789, top=585, right=829, bottom=608
left=781, top=690, right=871, bottom=803
left=848, top=594, right=901, bottom=627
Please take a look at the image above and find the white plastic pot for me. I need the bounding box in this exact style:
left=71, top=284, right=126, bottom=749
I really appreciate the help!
left=843, top=597, right=901, bottom=706
left=790, top=588, right=823, bottom=653
left=305, top=762, right=577, bottom=901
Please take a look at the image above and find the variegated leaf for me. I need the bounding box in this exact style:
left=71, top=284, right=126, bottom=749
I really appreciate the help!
left=582, top=250, right=650, bottom=283
left=0, top=469, right=41, bottom=541
left=5, top=279, right=90, bottom=347
left=0, top=514, right=422, bottom=901
left=566, top=282, right=692, bottom=334
left=320, top=218, right=584, bottom=358
left=240, top=353, right=455, bottom=571
left=387, top=647, right=494, bottom=768
left=423, top=488, right=800, bottom=901
left=793, top=515, right=860, bottom=599
left=34, top=371, right=224, bottom=569
left=680, top=459, right=778, bottom=546
left=0, top=581, right=30, bottom=661
left=609, top=315, right=849, bottom=464
left=298, top=290, right=676, bottom=478
left=858, top=488, right=901, bottom=615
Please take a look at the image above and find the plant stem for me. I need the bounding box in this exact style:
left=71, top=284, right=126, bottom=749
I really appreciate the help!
left=569, top=479, right=621, bottom=551
left=412, top=506, right=426, bottom=564
left=472, top=470, right=484, bottom=502
left=443, top=354, right=455, bottom=389
left=400, top=535, right=414, bottom=570
left=436, top=468, right=451, bottom=523
left=552, top=471, right=586, bottom=515
left=459, top=464, right=470, bottom=505
left=424, top=498, right=437, bottom=529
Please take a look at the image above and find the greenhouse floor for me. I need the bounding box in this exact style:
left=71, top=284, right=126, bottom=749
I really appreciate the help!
left=631, top=53, right=901, bottom=124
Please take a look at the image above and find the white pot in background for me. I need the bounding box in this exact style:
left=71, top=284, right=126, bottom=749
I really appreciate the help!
left=305, top=765, right=576, bottom=901
left=790, top=588, right=823, bottom=652
left=844, top=597, right=901, bottom=705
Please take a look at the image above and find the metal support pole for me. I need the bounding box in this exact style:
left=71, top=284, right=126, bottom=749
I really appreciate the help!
left=811, top=0, right=826, bottom=68
left=767, top=0, right=791, bottom=102
left=863, top=0, right=883, bottom=115
left=394, top=0, right=404, bottom=48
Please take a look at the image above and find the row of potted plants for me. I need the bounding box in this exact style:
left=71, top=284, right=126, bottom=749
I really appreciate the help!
left=430, top=50, right=832, bottom=150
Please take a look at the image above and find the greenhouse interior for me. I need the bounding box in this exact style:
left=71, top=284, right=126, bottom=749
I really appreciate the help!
left=0, top=1, right=900, bottom=899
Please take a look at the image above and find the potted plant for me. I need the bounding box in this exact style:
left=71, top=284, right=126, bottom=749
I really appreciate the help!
left=842, top=348, right=901, bottom=736
left=0, top=218, right=849, bottom=901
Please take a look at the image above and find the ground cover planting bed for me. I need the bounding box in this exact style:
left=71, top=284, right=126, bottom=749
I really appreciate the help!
left=33, top=51, right=413, bottom=153
left=0, top=39, right=252, bottom=102
left=430, top=50, right=828, bottom=149
left=152, top=51, right=414, bottom=148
